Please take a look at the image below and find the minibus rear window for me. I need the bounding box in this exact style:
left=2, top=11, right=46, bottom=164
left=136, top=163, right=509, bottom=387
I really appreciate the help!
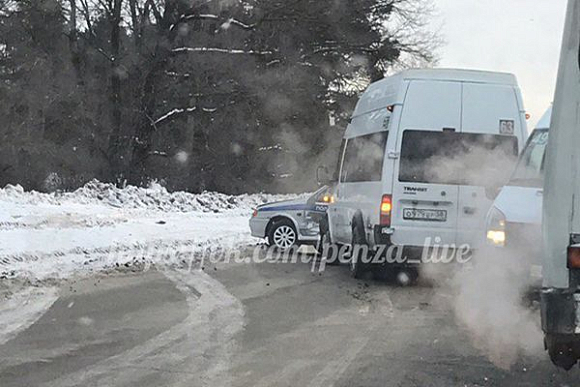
left=341, top=132, right=388, bottom=183
left=399, top=130, right=518, bottom=187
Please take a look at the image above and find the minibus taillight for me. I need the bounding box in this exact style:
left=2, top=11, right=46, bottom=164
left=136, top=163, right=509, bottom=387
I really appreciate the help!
left=380, top=195, right=392, bottom=227
left=568, top=245, right=580, bottom=269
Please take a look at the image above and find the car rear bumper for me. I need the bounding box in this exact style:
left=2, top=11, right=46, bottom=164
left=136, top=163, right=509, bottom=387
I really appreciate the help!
left=249, top=217, right=268, bottom=239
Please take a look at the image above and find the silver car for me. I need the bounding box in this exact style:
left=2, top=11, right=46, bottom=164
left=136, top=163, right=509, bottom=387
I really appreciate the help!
left=249, top=186, right=333, bottom=250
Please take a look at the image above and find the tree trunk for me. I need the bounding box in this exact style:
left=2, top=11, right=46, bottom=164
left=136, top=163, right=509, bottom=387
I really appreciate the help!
left=129, top=51, right=170, bottom=184
left=67, top=0, right=82, bottom=82
left=128, top=4, right=180, bottom=185
left=107, top=0, right=124, bottom=180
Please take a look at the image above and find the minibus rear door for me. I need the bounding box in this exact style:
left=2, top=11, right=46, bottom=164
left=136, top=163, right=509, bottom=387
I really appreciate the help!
left=456, top=83, right=522, bottom=248
left=391, top=80, right=462, bottom=248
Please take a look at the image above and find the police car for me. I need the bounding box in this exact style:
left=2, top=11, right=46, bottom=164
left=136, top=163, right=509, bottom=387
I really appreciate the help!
left=249, top=186, right=333, bottom=250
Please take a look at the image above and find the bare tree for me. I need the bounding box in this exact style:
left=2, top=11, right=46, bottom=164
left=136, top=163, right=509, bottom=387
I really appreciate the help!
left=107, top=0, right=124, bottom=176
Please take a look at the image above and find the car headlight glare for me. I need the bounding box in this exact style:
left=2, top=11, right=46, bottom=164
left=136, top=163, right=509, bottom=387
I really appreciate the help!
left=486, top=230, right=506, bottom=246
left=486, top=207, right=507, bottom=247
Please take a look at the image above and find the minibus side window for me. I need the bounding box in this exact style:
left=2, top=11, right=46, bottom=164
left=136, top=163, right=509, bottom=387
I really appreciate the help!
left=333, top=139, right=347, bottom=182
left=341, top=132, right=388, bottom=183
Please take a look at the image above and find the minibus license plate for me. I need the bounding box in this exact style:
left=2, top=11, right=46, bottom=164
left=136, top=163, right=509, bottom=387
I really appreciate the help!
left=403, top=209, right=447, bottom=222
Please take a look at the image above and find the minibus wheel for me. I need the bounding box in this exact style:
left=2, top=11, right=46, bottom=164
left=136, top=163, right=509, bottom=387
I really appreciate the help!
left=350, top=223, right=369, bottom=279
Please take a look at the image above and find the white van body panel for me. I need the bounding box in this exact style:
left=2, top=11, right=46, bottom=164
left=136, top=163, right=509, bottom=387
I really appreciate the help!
left=488, top=107, right=551, bottom=243
left=347, top=68, right=520, bottom=139
left=542, top=0, right=580, bottom=289
left=330, top=68, right=528, bottom=250
left=396, top=80, right=462, bottom=130
left=485, top=107, right=551, bottom=284
left=461, top=83, right=527, bottom=144
left=390, top=80, right=462, bottom=247
left=349, top=75, right=405, bottom=124
left=493, top=185, right=544, bottom=279
left=494, top=185, right=543, bottom=225
left=331, top=75, right=405, bottom=245
left=389, top=68, right=518, bottom=88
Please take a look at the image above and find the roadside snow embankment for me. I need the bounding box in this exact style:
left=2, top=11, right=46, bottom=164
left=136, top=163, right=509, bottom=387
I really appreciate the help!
left=0, top=180, right=295, bottom=215
left=0, top=181, right=299, bottom=280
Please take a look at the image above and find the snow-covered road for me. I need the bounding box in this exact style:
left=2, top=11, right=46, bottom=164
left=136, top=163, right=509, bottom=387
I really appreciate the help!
left=0, top=182, right=277, bottom=385
left=0, top=182, right=272, bottom=358
left=0, top=209, right=250, bottom=256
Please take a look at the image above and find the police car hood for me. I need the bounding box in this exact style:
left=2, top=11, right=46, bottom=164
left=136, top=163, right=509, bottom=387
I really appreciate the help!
left=493, top=185, right=543, bottom=225
left=257, top=198, right=309, bottom=211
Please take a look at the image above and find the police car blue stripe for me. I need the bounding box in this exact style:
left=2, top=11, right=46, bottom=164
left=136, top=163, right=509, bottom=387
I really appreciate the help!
left=259, top=204, right=327, bottom=213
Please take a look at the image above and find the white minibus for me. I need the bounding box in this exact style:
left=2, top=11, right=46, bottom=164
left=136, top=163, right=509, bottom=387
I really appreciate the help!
left=322, top=68, right=528, bottom=278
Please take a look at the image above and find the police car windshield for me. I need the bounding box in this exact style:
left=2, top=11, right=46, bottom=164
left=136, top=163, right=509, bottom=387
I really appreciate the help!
left=308, top=186, right=329, bottom=204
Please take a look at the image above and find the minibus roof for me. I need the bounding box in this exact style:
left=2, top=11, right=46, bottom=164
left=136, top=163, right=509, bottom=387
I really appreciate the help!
left=352, top=68, right=519, bottom=119
left=397, top=68, right=518, bottom=86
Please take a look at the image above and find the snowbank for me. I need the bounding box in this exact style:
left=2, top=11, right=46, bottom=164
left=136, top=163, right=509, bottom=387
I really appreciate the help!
left=0, top=180, right=302, bottom=214
left=0, top=181, right=303, bottom=280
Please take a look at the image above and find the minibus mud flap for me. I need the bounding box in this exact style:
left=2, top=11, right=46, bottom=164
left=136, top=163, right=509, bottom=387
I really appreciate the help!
left=374, top=226, right=392, bottom=246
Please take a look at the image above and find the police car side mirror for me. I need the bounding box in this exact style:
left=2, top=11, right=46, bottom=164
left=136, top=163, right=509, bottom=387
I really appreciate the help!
left=316, top=165, right=331, bottom=186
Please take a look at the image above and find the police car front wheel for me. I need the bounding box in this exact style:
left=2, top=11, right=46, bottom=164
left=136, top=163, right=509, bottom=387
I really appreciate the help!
left=268, top=220, right=298, bottom=250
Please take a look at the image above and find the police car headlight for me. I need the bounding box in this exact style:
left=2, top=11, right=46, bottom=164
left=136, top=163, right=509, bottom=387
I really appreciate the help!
left=486, top=206, right=507, bottom=247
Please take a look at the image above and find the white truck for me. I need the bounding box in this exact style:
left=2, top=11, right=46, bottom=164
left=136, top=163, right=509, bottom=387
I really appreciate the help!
left=541, top=0, right=580, bottom=370
left=321, top=68, right=528, bottom=278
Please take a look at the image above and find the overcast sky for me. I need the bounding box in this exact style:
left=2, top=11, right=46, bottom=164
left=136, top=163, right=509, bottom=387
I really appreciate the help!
left=433, top=0, right=567, bottom=127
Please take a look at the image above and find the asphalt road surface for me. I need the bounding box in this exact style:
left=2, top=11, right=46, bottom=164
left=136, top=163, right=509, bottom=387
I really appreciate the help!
left=0, top=252, right=579, bottom=387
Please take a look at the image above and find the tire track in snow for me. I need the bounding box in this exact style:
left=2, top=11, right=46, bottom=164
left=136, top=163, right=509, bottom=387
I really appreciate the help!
left=41, top=269, right=244, bottom=387
left=0, top=287, right=59, bottom=346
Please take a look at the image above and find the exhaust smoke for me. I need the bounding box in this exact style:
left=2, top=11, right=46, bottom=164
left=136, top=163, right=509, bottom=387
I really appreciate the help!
left=450, top=247, right=543, bottom=369
left=414, top=137, right=544, bottom=369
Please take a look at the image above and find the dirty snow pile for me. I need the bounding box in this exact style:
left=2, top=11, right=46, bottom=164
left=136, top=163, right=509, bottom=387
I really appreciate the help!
left=0, top=181, right=301, bottom=280
left=0, top=180, right=300, bottom=214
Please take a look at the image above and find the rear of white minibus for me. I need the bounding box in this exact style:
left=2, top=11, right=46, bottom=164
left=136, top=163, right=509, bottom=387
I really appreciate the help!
left=387, top=71, right=527, bottom=264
